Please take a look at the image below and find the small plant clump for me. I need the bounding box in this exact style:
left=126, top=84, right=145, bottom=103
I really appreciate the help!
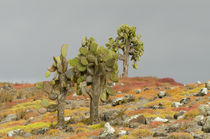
left=167, top=132, right=194, bottom=139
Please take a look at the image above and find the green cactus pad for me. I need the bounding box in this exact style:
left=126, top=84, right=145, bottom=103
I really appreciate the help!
left=45, top=71, right=51, bottom=78
left=81, top=56, right=89, bottom=65
left=69, top=57, right=80, bottom=67
left=40, top=99, right=49, bottom=107
left=79, top=47, right=88, bottom=55
left=106, top=86, right=115, bottom=96
left=61, top=44, right=68, bottom=57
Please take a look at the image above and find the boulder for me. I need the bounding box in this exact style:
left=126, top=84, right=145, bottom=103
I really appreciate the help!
left=112, top=95, right=135, bottom=106
left=171, top=102, right=182, bottom=108
left=64, top=116, right=71, bottom=121
left=38, top=108, right=47, bottom=114
left=101, top=109, right=121, bottom=121
left=174, top=111, right=186, bottom=119
left=152, top=117, right=168, bottom=123
left=100, top=122, right=115, bottom=138
left=202, top=116, right=210, bottom=133
left=118, top=130, right=128, bottom=136
left=194, top=115, right=204, bottom=122
left=124, top=114, right=147, bottom=125
left=136, top=89, right=142, bottom=94
left=180, top=97, right=191, bottom=104
left=31, top=127, right=49, bottom=135
left=196, top=88, right=208, bottom=96
left=198, top=104, right=210, bottom=116
left=158, top=91, right=167, bottom=98
left=205, top=81, right=210, bottom=90
left=7, top=129, right=22, bottom=137
left=1, top=114, right=17, bottom=124
left=197, top=81, right=202, bottom=85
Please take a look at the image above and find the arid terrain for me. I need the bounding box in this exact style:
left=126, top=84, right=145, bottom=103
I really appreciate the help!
left=0, top=77, right=210, bottom=139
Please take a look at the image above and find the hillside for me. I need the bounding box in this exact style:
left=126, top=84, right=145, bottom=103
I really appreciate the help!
left=0, top=77, right=210, bottom=139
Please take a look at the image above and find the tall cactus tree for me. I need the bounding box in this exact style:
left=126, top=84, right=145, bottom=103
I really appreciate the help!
left=69, top=37, right=119, bottom=124
left=106, top=24, right=144, bottom=78
left=45, top=44, right=73, bottom=129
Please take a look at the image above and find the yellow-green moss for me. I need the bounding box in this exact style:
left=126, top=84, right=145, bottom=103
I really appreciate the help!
left=167, top=132, right=193, bottom=139
left=131, top=129, right=153, bottom=137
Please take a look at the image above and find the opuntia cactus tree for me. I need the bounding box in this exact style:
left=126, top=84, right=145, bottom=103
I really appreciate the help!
left=69, top=37, right=119, bottom=124
left=45, top=44, right=73, bottom=128
left=106, top=24, right=144, bottom=77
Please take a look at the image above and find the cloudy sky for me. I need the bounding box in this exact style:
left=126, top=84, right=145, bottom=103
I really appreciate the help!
left=0, top=0, right=209, bottom=84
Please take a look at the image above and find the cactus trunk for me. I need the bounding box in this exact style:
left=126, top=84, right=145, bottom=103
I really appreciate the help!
left=122, top=45, right=130, bottom=78
left=56, top=92, right=66, bottom=128
left=90, top=74, right=105, bottom=124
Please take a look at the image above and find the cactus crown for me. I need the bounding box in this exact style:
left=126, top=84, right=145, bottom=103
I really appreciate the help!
left=69, top=37, right=119, bottom=101
left=106, top=24, right=144, bottom=69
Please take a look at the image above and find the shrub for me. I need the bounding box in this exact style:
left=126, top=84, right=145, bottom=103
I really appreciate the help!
left=131, top=128, right=153, bottom=137
left=45, top=129, right=62, bottom=136
left=184, top=109, right=199, bottom=120
left=167, top=132, right=193, bottom=139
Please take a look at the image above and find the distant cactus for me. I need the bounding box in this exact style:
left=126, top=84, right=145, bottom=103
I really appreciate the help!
left=69, top=37, right=119, bottom=124
left=46, top=44, right=73, bottom=129
left=106, top=24, right=144, bottom=77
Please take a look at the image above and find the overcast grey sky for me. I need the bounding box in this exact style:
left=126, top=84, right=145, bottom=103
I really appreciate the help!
left=0, top=0, right=209, bottom=84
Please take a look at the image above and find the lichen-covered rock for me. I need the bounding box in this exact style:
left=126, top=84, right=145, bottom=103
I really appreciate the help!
left=158, top=91, right=166, bottom=98
left=205, top=81, right=210, bottom=90
left=136, top=89, right=142, bottom=94
left=112, top=95, right=135, bottom=106
left=0, top=114, right=17, bottom=124
left=171, top=102, right=182, bottom=108
left=118, top=130, right=128, bottom=136
left=31, top=127, right=49, bottom=135
left=100, top=122, right=115, bottom=138
left=180, top=97, right=191, bottom=104
left=202, top=116, right=210, bottom=133
left=38, top=108, right=47, bottom=114
left=152, top=117, right=168, bottom=123
left=198, top=104, right=210, bottom=116
left=174, top=111, right=186, bottom=120
left=124, top=114, right=147, bottom=125
left=7, top=129, right=22, bottom=137
left=196, top=88, right=208, bottom=96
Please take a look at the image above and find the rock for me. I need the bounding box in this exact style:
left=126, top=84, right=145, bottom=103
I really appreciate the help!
left=197, top=81, right=202, bottom=85
left=120, top=83, right=124, bottom=86
left=165, top=87, right=171, bottom=90
left=24, top=117, right=34, bottom=125
left=136, top=89, right=142, bottom=94
left=171, top=102, right=182, bottom=108
left=158, top=91, right=167, bottom=98
left=165, top=123, right=183, bottom=133
left=152, top=117, right=168, bottom=123
left=108, top=82, right=116, bottom=87
left=150, top=103, right=165, bottom=109
left=198, top=104, right=210, bottom=116
left=125, top=114, right=147, bottom=125
left=38, top=108, right=47, bottom=114
left=64, top=116, right=71, bottom=121
left=1, top=114, right=17, bottom=124
left=65, top=125, right=75, bottom=132
left=118, top=130, right=128, bottom=136
left=100, top=122, right=115, bottom=138
left=7, top=129, right=22, bottom=137
left=144, top=87, right=150, bottom=91
left=194, top=115, right=204, bottom=122
left=73, top=93, right=77, bottom=97
left=202, top=116, right=210, bottom=133
left=196, top=88, right=208, bottom=96
left=174, top=111, right=186, bottom=119
left=155, top=87, right=161, bottom=90
left=153, top=132, right=167, bottom=137
left=101, top=110, right=121, bottom=121
left=117, top=91, right=122, bottom=94
left=205, top=81, right=210, bottom=90
left=31, top=127, right=49, bottom=135
left=112, top=95, right=135, bottom=106
left=22, top=132, right=32, bottom=138
left=180, top=97, right=191, bottom=104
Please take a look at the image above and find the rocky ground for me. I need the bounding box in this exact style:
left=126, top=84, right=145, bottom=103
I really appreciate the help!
left=0, top=77, right=210, bottom=139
